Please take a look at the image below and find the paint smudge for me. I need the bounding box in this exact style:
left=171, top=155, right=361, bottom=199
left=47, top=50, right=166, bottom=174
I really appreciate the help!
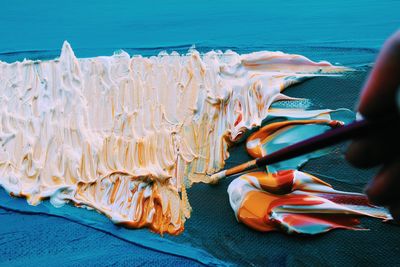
left=228, top=117, right=392, bottom=234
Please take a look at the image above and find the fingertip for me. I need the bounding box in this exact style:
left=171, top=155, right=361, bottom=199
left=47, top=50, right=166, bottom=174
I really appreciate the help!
left=345, top=139, right=382, bottom=169
left=396, top=85, right=400, bottom=113
left=365, top=176, right=387, bottom=205
left=365, top=158, right=400, bottom=206
left=389, top=204, right=400, bottom=223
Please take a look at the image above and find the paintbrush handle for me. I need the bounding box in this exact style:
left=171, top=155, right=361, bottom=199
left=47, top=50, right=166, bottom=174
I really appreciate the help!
left=255, top=118, right=381, bottom=168
left=210, top=116, right=397, bottom=181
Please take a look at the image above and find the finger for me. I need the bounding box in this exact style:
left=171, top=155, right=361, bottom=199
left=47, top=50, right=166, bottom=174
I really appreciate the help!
left=346, top=126, right=400, bottom=168
left=365, top=157, right=400, bottom=205
left=347, top=139, right=397, bottom=169
left=358, top=30, right=400, bottom=119
left=389, top=203, right=400, bottom=222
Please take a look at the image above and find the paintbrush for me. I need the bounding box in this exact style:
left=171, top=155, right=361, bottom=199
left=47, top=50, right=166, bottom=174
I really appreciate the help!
left=209, top=117, right=396, bottom=182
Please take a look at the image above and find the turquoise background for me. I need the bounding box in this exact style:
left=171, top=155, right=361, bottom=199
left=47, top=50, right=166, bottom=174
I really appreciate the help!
left=1, top=0, right=399, bottom=64
left=0, top=1, right=399, bottom=266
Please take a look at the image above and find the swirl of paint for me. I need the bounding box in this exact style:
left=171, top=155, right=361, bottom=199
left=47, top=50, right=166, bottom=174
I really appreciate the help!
left=228, top=170, right=391, bottom=234
left=228, top=115, right=392, bottom=234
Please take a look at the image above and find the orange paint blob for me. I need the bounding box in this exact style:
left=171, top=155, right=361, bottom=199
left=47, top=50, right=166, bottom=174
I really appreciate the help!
left=237, top=191, right=278, bottom=231
left=229, top=170, right=391, bottom=235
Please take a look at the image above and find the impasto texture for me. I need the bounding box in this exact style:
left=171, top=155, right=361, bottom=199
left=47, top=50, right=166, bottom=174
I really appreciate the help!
left=0, top=42, right=351, bottom=234
left=1, top=1, right=400, bottom=266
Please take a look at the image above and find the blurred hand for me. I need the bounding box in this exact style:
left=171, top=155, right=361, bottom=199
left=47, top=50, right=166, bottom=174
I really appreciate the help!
left=346, top=30, right=400, bottom=220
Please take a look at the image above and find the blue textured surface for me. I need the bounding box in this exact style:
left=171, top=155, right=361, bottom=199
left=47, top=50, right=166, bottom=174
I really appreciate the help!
left=1, top=0, right=399, bottom=64
left=1, top=1, right=400, bottom=266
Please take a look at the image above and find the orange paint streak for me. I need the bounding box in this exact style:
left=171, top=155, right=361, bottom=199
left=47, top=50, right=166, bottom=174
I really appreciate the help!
left=75, top=173, right=184, bottom=235
left=119, top=189, right=183, bottom=235
left=233, top=100, right=243, bottom=127
left=234, top=113, right=242, bottom=127
left=237, top=186, right=343, bottom=233
left=237, top=187, right=358, bottom=233
left=137, top=141, right=145, bottom=167
left=268, top=194, right=325, bottom=212
left=109, top=176, right=121, bottom=204
left=293, top=173, right=332, bottom=191
left=245, top=170, right=295, bottom=194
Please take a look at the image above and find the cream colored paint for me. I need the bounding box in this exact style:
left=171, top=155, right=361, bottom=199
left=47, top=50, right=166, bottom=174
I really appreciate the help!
left=0, top=42, right=347, bottom=234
